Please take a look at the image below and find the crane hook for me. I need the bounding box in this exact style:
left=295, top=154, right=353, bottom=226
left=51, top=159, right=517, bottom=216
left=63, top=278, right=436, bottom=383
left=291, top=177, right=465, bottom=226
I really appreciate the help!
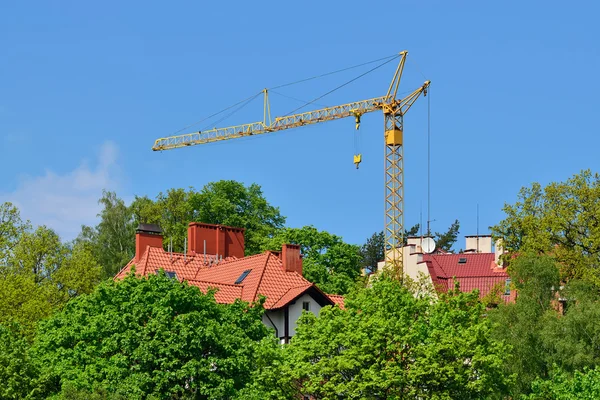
left=351, top=110, right=363, bottom=169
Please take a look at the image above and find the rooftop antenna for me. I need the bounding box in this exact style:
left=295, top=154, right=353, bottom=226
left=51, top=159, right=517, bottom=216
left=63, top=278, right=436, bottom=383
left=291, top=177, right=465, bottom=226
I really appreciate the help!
left=184, top=238, right=187, bottom=262
left=420, top=205, right=423, bottom=238
left=203, top=240, right=207, bottom=264
left=477, top=203, right=480, bottom=253
left=427, top=86, right=431, bottom=237
left=169, top=238, right=173, bottom=262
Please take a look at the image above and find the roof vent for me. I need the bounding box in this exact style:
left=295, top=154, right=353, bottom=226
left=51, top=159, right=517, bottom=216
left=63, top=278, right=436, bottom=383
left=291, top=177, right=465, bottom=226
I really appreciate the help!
left=235, top=269, right=252, bottom=284
left=458, top=257, right=467, bottom=264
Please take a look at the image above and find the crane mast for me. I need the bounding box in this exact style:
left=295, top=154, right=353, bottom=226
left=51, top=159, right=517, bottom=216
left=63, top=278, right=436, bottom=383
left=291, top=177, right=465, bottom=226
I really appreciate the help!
left=153, top=51, right=429, bottom=280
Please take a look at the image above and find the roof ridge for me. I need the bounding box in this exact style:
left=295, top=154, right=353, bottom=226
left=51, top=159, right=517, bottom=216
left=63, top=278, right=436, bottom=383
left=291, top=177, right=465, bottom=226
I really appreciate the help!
left=250, top=252, right=271, bottom=302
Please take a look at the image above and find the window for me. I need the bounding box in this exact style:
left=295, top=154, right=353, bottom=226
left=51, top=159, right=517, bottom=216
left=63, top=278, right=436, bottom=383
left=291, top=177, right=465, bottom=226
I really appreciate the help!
left=235, top=269, right=252, bottom=284
left=504, top=278, right=511, bottom=295
left=165, top=271, right=177, bottom=279
left=458, top=257, right=467, bottom=264
left=302, top=301, right=310, bottom=312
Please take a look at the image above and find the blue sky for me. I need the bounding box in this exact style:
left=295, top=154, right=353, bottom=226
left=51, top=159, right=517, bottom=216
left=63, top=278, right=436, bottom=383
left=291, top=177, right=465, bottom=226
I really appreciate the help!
left=1, top=1, right=599, bottom=248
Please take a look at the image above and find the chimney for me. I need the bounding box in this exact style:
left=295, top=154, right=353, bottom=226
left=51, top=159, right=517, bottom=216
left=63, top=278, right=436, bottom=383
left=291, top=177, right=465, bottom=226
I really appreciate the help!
left=465, top=235, right=492, bottom=253
left=135, top=223, right=163, bottom=263
left=187, top=222, right=245, bottom=259
left=281, top=244, right=302, bottom=275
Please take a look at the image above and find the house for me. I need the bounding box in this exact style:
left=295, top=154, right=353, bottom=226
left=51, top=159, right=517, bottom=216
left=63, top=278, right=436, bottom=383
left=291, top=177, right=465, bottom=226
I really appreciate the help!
left=378, top=234, right=516, bottom=303
left=115, top=223, right=343, bottom=343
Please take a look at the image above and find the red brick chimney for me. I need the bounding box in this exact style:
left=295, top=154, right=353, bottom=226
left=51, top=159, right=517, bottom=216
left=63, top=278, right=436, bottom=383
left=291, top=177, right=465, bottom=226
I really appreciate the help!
left=135, top=223, right=163, bottom=263
left=187, top=222, right=245, bottom=259
left=281, top=244, right=302, bottom=275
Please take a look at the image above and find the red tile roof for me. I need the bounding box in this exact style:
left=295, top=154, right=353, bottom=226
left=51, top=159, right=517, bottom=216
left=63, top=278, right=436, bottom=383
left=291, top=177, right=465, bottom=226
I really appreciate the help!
left=115, top=246, right=340, bottom=310
left=422, top=253, right=513, bottom=302
left=327, top=294, right=345, bottom=309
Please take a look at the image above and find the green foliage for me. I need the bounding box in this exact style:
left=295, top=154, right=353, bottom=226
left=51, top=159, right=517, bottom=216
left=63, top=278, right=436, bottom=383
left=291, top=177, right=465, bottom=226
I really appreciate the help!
left=190, top=181, right=286, bottom=255
left=435, top=219, right=460, bottom=252
left=0, top=324, right=37, bottom=399
left=539, top=282, right=600, bottom=374
left=0, top=272, right=56, bottom=335
left=254, top=278, right=512, bottom=399
left=526, top=367, right=600, bottom=400
left=262, top=226, right=361, bottom=295
left=0, top=202, right=31, bottom=266
left=32, top=272, right=275, bottom=399
left=78, top=190, right=136, bottom=278
left=359, top=231, right=384, bottom=274
left=129, top=181, right=286, bottom=257
left=360, top=225, right=421, bottom=274
left=0, top=203, right=102, bottom=336
left=489, top=254, right=561, bottom=396
left=491, top=170, right=600, bottom=285
left=130, top=188, right=193, bottom=256
left=10, top=226, right=67, bottom=283
left=82, top=182, right=285, bottom=277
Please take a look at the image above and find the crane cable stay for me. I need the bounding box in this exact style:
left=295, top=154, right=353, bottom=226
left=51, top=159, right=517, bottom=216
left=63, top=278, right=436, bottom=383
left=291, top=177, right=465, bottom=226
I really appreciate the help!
left=153, top=51, right=430, bottom=281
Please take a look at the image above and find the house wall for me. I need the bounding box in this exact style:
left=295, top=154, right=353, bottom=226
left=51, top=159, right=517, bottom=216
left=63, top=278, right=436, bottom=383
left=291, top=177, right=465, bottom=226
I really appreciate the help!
left=262, top=310, right=285, bottom=342
left=262, top=293, right=324, bottom=343
left=288, top=293, right=322, bottom=337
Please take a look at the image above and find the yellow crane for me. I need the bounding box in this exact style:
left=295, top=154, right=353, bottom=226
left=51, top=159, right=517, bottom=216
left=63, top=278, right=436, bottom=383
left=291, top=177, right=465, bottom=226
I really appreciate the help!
left=152, top=51, right=429, bottom=279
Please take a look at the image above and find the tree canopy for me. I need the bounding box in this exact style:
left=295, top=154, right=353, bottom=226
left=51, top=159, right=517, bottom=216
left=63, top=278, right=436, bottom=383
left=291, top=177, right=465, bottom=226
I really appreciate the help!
left=82, top=181, right=286, bottom=277
left=0, top=203, right=101, bottom=336
left=247, top=277, right=513, bottom=399
left=30, top=272, right=276, bottom=399
left=261, top=225, right=362, bottom=295
left=491, top=169, right=600, bottom=285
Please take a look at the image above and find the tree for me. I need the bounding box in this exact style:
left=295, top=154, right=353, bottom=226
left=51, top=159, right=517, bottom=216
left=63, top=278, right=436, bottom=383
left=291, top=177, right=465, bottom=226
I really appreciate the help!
left=538, top=280, right=600, bottom=374
left=526, top=367, right=600, bottom=400
left=0, top=202, right=30, bottom=267
left=491, top=170, right=600, bottom=284
left=488, top=253, right=561, bottom=397
left=435, top=219, right=460, bottom=252
left=31, top=272, right=277, bottom=399
left=261, top=226, right=361, bottom=295
left=360, top=225, right=420, bottom=274
left=130, top=188, right=194, bottom=255
left=360, top=231, right=384, bottom=274
left=10, top=226, right=66, bottom=283
left=261, top=278, right=513, bottom=399
left=0, top=324, right=37, bottom=399
left=0, top=204, right=101, bottom=336
left=190, top=181, right=285, bottom=255
left=79, top=190, right=136, bottom=278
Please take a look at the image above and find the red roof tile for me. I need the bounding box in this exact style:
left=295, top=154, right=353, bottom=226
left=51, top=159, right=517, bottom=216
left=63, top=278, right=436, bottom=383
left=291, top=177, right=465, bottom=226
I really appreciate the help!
left=327, top=294, right=345, bottom=308
left=422, top=253, right=512, bottom=302
left=116, top=246, right=341, bottom=310
left=187, top=280, right=243, bottom=304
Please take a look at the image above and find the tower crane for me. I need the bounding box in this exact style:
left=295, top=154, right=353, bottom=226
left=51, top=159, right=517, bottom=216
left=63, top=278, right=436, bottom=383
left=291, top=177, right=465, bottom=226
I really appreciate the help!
left=152, top=51, right=429, bottom=280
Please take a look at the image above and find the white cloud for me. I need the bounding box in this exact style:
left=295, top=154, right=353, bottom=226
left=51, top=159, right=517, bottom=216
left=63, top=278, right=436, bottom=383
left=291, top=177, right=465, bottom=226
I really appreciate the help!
left=1, top=141, right=122, bottom=241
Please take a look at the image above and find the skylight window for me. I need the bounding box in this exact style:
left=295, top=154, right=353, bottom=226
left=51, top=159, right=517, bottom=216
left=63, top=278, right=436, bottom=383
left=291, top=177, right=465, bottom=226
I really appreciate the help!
left=235, top=269, right=252, bottom=284
left=165, top=271, right=177, bottom=279
left=458, top=257, right=467, bottom=264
